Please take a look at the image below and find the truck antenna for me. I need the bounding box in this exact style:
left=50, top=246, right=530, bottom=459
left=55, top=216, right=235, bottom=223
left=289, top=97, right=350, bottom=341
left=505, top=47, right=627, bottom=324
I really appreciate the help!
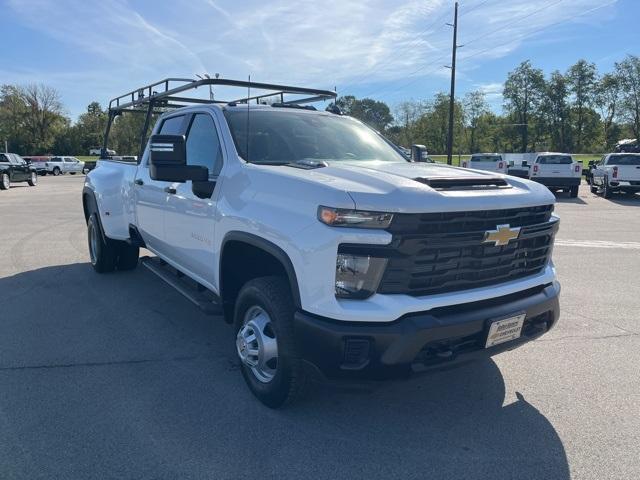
left=246, top=75, right=251, bottom=163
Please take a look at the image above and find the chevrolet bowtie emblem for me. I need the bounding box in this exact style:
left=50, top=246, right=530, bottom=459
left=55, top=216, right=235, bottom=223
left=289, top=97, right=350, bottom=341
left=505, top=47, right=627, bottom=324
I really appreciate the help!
left=483, top=224, right=521, bottom=246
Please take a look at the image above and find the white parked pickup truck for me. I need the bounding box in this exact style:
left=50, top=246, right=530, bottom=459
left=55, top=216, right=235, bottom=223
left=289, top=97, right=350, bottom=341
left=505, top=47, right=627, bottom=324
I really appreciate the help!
left=590, top=153, right=640, bottom=198
left=45, top=156, right=85, bottom=176
left=461, top=153, right=508, bottom=174
left=83, top=78, right=561, bottom=407
left=529, top=153, right=582, bottom=198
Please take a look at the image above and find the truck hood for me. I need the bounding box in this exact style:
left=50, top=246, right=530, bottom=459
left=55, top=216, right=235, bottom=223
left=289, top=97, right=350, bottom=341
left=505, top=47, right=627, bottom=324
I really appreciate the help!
left=282, top=160, right=556, bottom=213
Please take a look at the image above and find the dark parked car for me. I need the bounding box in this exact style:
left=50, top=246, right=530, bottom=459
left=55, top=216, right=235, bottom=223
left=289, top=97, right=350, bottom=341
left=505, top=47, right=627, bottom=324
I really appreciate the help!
left=0, top=153, right=38, bottom=190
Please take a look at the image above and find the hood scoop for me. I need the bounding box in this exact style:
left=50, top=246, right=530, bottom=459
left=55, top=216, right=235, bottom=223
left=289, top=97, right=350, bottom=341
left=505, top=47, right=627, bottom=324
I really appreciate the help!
left=287, top=159, right=329, bottom=170
left=413, top=176, right=510, bottom=191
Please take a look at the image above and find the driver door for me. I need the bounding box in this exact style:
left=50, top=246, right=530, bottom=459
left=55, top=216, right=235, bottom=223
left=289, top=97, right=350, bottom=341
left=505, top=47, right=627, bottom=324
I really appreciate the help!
left=134, top=114, right=188, bottom=253
left=164, top=112, right=224, bottom=287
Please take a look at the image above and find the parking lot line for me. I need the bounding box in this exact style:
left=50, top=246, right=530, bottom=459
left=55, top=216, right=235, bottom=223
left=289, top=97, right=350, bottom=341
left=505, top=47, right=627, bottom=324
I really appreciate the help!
left=554, top=240, right=640, bottom=250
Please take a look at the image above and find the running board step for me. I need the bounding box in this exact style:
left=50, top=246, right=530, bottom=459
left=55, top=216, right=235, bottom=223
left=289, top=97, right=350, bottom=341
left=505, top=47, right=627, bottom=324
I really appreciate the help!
left=141, top=256, right=223, bottom=315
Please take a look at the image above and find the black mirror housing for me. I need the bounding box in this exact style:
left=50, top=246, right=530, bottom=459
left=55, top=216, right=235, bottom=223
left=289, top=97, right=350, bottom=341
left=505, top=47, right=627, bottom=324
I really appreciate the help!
left=149, top=134, right=209, bottom=182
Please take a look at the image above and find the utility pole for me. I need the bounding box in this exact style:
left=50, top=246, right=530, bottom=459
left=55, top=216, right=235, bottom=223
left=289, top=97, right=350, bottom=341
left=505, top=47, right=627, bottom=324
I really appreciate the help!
left=446, top=2, right=459, bottom=165
left=4, top=140, right=7, bottom=153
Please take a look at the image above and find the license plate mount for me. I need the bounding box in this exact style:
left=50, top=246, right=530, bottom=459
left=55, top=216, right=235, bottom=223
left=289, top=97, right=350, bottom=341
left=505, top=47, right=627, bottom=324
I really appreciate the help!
left=485, top=313, right=526, bottom=348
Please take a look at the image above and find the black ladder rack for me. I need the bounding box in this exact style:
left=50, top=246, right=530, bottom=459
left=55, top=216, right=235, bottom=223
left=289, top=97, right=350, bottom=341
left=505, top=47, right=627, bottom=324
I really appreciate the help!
left=103, top=77, right=337, bottom=159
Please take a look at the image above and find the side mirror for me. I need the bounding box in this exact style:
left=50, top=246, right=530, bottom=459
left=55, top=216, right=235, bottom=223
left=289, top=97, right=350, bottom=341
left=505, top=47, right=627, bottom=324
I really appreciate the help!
left=149, top=134, right=208, bottom=182
left=411, top=144, right=428, bottom=162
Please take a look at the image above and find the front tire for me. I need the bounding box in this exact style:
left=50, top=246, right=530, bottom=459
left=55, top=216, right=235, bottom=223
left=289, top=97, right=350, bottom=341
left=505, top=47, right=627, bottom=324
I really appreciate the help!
left=0, top=173, right=9, bottom=190
left=27, top=172, right=38, bottom=186
left=234, top=276, right=306, bottom=408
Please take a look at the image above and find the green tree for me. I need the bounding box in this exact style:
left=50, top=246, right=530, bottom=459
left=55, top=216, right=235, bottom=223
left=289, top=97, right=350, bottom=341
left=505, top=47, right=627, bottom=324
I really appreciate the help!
left=463, top=90, right=489, bottom=153
left=503, top=61, right=545, bottom=152
left=616, top=55, right=640, bottom=140
left=542, top=71, right=571, bottom=151
left=566, top=60, right=597, bottom=151
left=334, top=96, right=394, bottom=131
left=75, top=101, right=108, bottom=154
left=594, top=73, right=622, bottom=148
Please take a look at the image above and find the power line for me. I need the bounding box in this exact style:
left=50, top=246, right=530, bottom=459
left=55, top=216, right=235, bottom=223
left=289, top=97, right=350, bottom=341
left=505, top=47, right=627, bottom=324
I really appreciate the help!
left=459, top=0, right=617, bottom=63
left=461, top=0, right=565, bottom=48
left=459, top=0, right=492, bottom=18
left=341, top=8, right=453, bottom=92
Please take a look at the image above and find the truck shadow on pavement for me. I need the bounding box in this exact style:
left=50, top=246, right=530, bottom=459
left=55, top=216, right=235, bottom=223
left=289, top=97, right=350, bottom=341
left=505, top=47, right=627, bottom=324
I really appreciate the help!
left=0, top=263, right=569, bottom=480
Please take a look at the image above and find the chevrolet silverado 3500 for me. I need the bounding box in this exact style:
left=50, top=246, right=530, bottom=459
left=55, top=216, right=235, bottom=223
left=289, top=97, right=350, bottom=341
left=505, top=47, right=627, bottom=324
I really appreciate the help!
left=83, top=78, right=561, bottom=407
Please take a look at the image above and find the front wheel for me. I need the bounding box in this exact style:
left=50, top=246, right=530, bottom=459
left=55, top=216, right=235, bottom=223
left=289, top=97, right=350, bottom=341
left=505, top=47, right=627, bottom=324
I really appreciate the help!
left=27, top=172, right=38, bottom=186
left=0, top=173, right=10, bottom=190
left=234, top=276, right=306, bottom=408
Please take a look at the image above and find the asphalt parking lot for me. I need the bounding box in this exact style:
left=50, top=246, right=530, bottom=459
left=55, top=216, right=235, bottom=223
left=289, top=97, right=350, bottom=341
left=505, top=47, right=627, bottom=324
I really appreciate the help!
left=1, top=175, right=639, bottom=480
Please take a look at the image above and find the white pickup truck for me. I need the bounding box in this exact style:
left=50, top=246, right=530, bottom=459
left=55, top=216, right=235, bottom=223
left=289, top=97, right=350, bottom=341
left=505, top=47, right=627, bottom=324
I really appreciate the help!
left=529, top=153, right=582, bottom=198
left=83, top=78, right=561, bottom=407
left=44, top=156, right=85, bottom=176
left=589, top=153, right=640, bottom=198
left=461, top=153, right=508, bottom=174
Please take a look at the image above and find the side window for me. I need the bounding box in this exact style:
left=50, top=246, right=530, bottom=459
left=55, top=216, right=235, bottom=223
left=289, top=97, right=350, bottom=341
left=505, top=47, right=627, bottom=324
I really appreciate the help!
left=0, top=154, right=9, bottom=163
left=186, top=113, right=223, bottom=176
left=158, top=115, right=185, bottom=135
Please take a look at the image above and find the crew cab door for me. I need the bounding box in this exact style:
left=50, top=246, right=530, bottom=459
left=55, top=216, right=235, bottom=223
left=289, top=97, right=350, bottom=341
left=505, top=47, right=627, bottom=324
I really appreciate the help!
left=9, top=154, right=30, bottom=181
left=134, top=114, right=187, bottom=252
left=164, top=112, right=224, bottom=288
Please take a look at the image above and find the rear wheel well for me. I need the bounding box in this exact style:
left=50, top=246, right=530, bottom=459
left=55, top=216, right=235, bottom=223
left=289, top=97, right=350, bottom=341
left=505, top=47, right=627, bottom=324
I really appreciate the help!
left=220, top=240, right=295, bottom=323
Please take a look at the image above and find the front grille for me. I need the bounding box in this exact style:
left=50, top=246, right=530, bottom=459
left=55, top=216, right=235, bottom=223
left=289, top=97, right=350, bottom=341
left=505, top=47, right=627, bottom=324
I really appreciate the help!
left=377, top=205, right=557, bottom=297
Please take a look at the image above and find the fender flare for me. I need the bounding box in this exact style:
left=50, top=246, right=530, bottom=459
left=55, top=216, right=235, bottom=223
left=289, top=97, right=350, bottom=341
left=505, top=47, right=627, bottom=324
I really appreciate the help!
left=220, top=231, right=302, bottom=309
left=82, top=187, right=109, bottom=244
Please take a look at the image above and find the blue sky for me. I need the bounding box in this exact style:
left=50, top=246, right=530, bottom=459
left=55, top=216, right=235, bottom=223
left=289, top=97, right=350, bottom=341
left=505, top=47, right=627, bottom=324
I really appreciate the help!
left=1, top=0, right=637, bottom=120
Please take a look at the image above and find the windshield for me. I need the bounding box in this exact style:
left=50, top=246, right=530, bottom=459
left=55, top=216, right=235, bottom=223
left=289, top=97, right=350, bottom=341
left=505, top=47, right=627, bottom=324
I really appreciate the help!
left=607, top=154, right=640, bottom=166
left=223, top=109, right=406, bottom=164
left=536, top=155, right=572, bottom=164
left=470, top=155, right=501, bottom=162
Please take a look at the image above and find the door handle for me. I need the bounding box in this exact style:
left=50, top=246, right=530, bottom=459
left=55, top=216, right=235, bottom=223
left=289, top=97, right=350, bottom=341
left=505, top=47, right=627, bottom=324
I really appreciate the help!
left=164, top=186, right=177, bottom=194
left=134, top=178, right=144, bottom=186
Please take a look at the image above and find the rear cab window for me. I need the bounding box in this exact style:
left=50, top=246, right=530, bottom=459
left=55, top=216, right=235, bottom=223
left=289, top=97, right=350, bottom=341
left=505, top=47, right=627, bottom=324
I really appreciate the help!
left=536, top=155, right=572, bottom=165
left=607, top=154, right=640, bottom=166
left=471, top=155, right=502, bottom=162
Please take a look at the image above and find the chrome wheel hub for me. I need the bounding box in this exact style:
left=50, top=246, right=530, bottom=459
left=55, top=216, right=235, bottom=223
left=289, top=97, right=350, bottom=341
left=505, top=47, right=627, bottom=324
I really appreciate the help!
left=236, top=306, right=278, bottom=383
left=2, top=174, right=9, bottom=188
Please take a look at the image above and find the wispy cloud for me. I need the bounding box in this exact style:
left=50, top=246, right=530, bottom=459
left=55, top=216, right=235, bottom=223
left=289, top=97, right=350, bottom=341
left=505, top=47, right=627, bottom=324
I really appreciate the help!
left=3, top=0, right=620, bottom=117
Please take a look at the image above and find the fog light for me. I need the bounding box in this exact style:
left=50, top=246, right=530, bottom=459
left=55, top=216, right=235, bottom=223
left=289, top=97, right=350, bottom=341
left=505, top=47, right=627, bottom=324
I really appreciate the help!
left=335, top=254, right=387, bottom=299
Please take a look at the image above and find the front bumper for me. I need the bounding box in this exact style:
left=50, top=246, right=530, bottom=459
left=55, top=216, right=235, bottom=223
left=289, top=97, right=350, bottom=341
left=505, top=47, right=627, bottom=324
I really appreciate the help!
left=532, top=177, right=581, bottom=187
left=294, top=282, right=560, bottom=380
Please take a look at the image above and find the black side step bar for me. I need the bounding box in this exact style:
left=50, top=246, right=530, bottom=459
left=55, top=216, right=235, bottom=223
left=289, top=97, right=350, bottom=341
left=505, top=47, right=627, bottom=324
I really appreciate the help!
left=141, top=256, right=222, bottom=315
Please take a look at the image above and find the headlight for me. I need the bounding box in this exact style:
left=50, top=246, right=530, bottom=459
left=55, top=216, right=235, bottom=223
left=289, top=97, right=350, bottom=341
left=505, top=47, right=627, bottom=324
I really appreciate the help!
left=318, top=206, right=393, bottom=229
left=335, top=254, right=387, bottom=299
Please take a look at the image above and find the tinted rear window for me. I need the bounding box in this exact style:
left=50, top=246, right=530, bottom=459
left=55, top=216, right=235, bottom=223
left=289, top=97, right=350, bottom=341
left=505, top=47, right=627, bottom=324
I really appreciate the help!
left=471, top=155, right=501, bottom=162
left=607, top=155, right=640, bottom=166
left=536, top=155, right=572, bottom=164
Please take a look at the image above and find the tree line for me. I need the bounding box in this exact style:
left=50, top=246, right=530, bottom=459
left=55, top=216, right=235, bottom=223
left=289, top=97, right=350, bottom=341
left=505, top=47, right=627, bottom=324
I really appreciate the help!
left=1, top=55, right=639, bottom=157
